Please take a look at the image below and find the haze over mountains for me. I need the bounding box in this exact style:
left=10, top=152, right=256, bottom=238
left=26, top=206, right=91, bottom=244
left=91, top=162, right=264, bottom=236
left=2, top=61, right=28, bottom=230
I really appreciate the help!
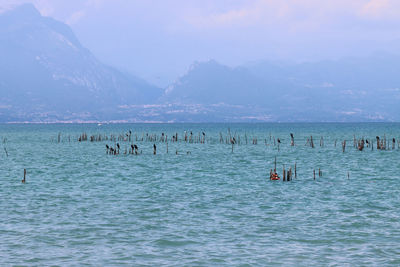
left=0, top=4, right=162, bottom=122
left=1, top=4, right=400, bottom=122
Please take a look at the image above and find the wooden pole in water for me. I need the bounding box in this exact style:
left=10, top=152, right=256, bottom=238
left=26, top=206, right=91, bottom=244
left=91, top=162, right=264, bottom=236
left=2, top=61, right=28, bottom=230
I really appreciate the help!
left=290, top=133, right=294, bottom=146
left=384, top=134, right=386, bottom=150
left=313, top=169, right=316, bottom=180
left=295, top=163, right=297, bottom=178
left=22, top=169, right=26, bottom=183
left=283, top=167, right=286, bottom=182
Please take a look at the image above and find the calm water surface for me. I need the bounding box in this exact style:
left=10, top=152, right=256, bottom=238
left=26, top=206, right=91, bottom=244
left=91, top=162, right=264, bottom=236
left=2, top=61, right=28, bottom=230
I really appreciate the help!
left=1, top=123, right=400, bottom=266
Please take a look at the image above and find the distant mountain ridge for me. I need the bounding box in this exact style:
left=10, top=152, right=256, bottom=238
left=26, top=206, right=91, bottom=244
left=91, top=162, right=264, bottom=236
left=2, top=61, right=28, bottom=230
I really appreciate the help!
left=0, top=4, right=400, bottom=122
left=0, top=4, right=162, bottom=122
left=161, top=56, right=400, bottom=121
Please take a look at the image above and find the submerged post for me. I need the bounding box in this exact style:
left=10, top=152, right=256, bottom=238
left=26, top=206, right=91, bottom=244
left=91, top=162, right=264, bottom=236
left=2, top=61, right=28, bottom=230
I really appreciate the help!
left=22, top=169, right=26, bottom=183
left=290, top=133, right=294, bottom=146
left=376, top=136, right=380, bottom=150
left=283, top=167, right=286, bottom=182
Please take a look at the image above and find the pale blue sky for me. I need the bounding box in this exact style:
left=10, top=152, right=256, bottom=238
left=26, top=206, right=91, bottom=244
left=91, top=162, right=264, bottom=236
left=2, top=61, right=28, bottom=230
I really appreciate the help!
left=1, top=0, right=400, bottom=86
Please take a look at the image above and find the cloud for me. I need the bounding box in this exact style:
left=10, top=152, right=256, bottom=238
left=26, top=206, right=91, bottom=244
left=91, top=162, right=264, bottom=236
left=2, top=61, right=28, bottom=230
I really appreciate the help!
left=0, top=0, right=101, bottom=23
left=359, top=0, right=400, bottom=19
left=66, top=10, right=85, bottom=25
left=184, top=0, right=400, bottom=32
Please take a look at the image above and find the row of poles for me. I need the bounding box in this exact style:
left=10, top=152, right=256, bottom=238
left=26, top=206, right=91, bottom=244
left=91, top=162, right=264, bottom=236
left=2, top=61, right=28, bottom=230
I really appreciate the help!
left=51, top=130, right=400, bottom=153
left=269, top=157, right=349, bottom=181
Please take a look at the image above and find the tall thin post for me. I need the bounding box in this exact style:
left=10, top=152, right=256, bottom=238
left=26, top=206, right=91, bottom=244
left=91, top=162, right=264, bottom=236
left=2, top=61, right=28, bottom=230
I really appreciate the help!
left=22, top=169, right=26, bottom=183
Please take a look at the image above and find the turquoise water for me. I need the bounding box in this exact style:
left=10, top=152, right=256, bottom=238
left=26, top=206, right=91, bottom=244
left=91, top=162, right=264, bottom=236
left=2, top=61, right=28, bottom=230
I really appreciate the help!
left=1, top=123, right=400, bottom=266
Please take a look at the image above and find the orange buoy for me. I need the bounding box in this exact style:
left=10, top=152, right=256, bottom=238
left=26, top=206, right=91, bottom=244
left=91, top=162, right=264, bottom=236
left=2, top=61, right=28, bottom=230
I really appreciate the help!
left=270, top=173, right=280, bottom=180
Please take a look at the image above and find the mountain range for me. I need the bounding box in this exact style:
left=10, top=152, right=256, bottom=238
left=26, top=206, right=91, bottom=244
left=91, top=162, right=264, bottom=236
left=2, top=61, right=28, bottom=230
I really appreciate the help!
left=0, top=4, right=399, bottom=122
left=0, top=4, right=162, bottom=122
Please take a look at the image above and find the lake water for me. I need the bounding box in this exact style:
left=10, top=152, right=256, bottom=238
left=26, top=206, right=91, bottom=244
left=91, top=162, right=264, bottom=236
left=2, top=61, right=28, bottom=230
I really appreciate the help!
left=1, top=123, right=400, bottom=266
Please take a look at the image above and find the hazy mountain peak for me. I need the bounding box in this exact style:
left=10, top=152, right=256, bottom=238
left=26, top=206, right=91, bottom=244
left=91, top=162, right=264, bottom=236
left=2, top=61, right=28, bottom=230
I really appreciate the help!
left=0, top=4, right=162, bottom=122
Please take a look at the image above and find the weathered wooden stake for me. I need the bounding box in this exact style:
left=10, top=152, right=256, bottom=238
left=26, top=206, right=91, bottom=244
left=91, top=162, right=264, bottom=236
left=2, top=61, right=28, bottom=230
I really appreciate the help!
left=22, top=169, right=26, bottom=183
left=384, top=134, right=387, bottom=150
left=290, top=133, right=294, bottom=146
left=283, top=167, right=286, bottom=182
